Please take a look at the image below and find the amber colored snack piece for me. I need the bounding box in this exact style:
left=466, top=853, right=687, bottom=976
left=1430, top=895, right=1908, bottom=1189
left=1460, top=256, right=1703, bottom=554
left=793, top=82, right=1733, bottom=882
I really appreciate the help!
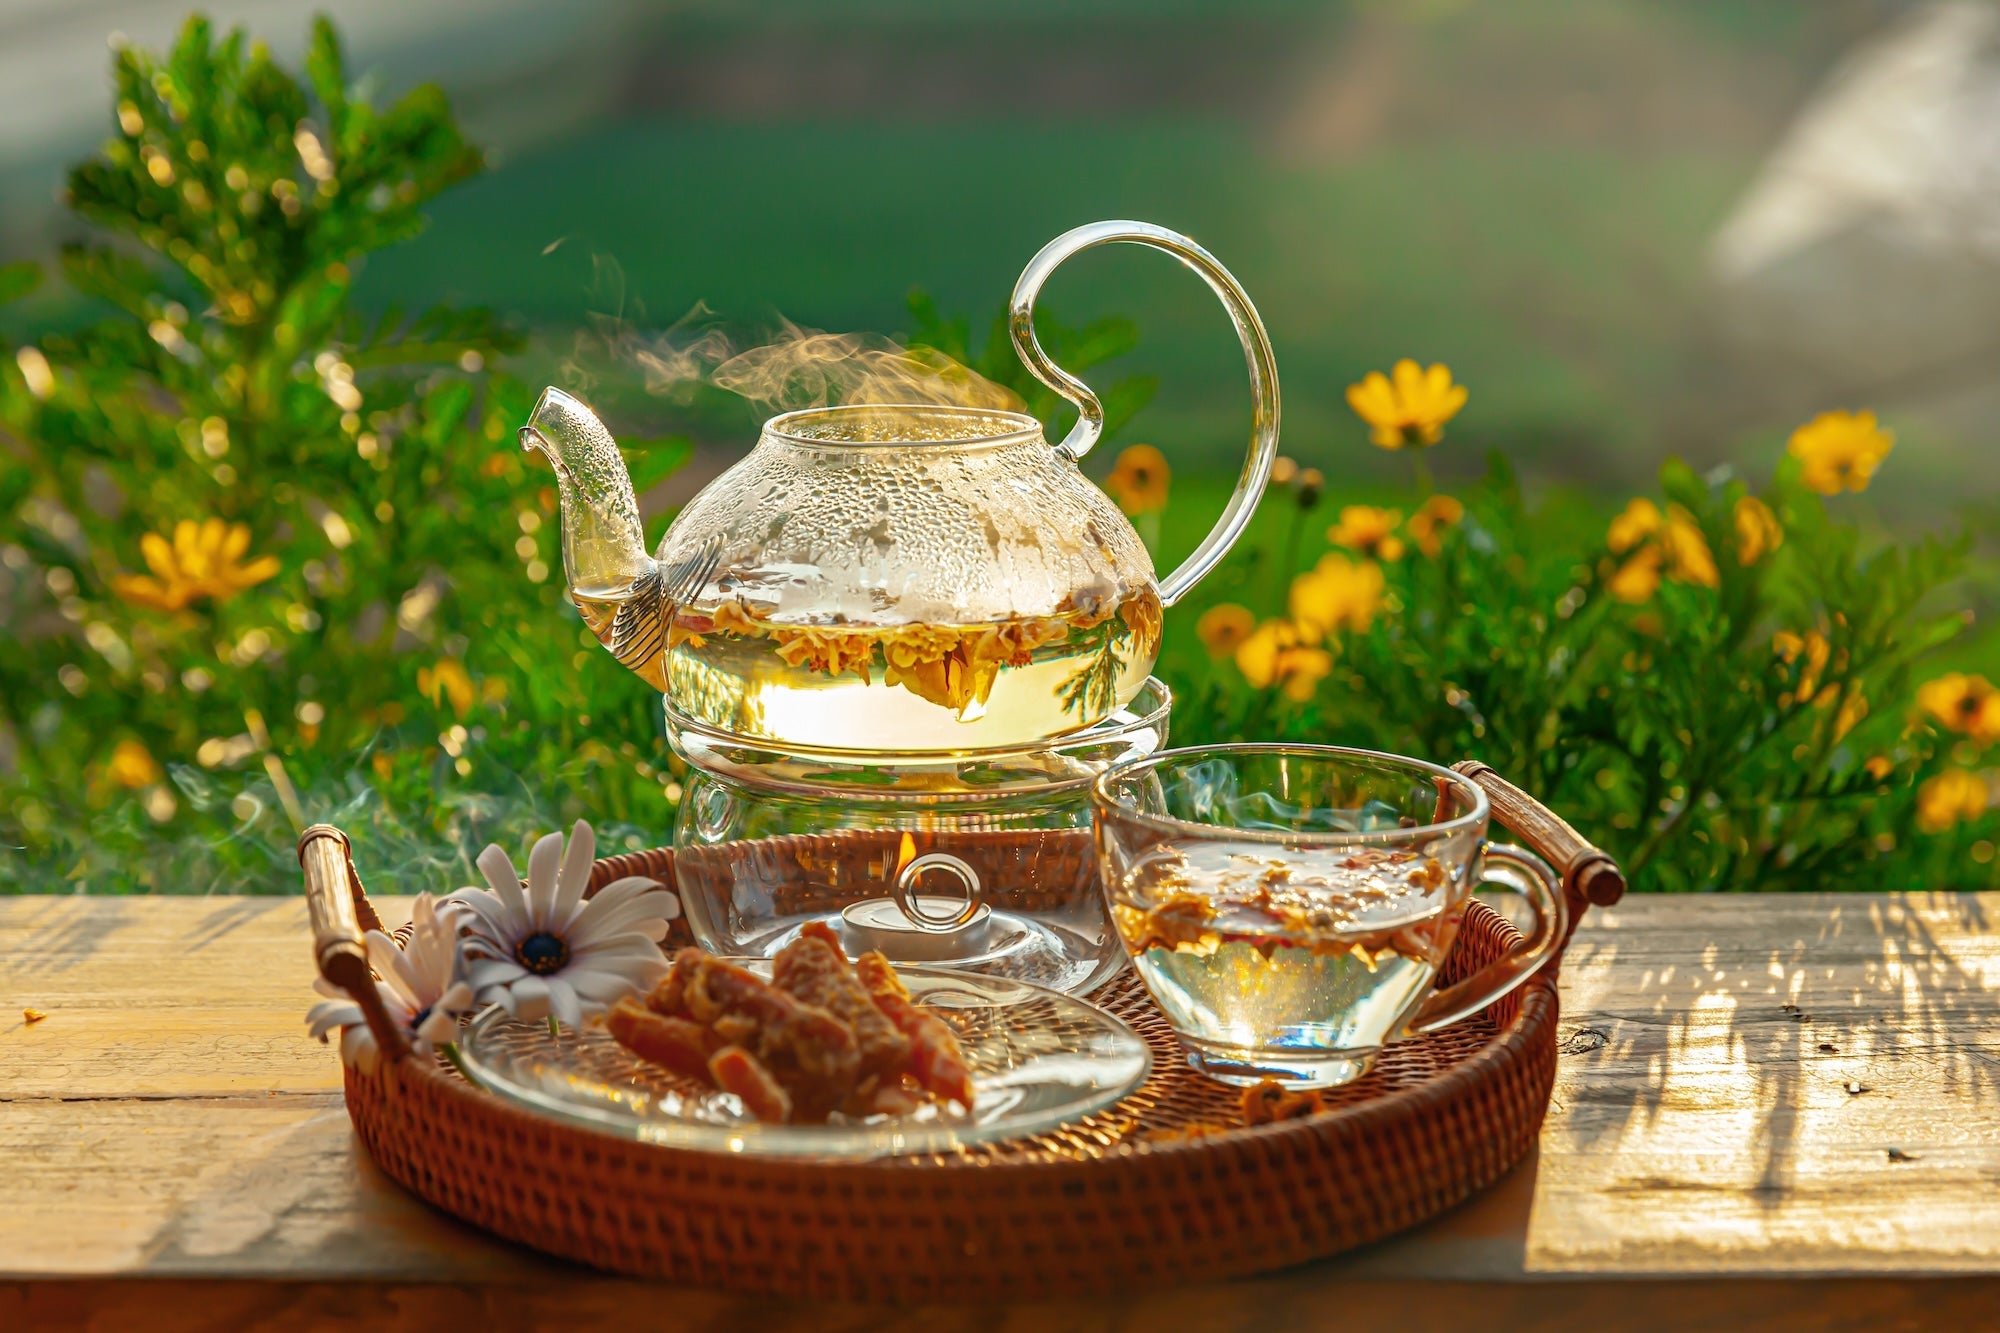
left=1240, top=1078, right=1323, bottom=1126
left=606, top=997, right=716, bottom=1079
left=709, top=1045, right=793, bottom=1124
left=608, top=940, right=978, bottom=1124
left=651, top=948, right=862, bottom=1122
left=775, top=921, right=912, bottom=1079
left=855, top=950, right=974, bottom=1109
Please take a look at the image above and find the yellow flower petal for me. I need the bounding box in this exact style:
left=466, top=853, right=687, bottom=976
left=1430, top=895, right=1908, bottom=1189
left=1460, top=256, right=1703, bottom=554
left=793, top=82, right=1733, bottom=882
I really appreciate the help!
left=1196, top=603, right=1255, bottom=659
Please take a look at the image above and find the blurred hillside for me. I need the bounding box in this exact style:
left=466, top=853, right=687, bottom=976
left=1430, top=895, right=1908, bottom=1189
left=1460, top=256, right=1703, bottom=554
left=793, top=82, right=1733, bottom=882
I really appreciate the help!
left=3, top=0, right=1991, bottom=508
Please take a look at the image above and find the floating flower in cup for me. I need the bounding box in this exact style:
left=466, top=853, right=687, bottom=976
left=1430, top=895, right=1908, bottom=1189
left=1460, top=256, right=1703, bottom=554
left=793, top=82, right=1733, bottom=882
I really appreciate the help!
left=305, top=893, right=475, bottom=1071
left=446, top=819, right=678, bottom=1029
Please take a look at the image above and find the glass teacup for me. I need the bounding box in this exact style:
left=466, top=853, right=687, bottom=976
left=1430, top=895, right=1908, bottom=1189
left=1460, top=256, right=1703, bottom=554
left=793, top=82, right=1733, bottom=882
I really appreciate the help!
left=1091, top=744, right=1565, bottom=1088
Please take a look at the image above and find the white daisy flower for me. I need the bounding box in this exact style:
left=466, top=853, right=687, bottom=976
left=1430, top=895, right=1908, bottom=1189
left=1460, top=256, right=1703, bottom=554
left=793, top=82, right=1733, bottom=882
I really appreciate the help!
left=305, top=892, right=476, bottom=1071
left=444, top=819, right=678, bottom=1030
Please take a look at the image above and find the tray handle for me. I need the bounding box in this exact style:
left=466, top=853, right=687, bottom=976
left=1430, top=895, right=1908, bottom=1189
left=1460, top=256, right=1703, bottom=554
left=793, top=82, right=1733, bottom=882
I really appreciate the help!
left=298, top=823, right=407, bottom=1062
left=1452, top=760, right=1626, bottom=915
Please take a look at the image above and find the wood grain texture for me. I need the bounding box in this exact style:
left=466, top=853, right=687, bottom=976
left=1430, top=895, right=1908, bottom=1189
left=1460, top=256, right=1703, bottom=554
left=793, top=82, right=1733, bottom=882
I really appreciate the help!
left=5, top=892, right=1999, bottom=1329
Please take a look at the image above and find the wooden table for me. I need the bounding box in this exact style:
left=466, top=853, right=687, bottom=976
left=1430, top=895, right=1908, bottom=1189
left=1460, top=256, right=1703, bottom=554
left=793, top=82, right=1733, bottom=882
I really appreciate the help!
left=5, top=893, right=2000, bottom=1331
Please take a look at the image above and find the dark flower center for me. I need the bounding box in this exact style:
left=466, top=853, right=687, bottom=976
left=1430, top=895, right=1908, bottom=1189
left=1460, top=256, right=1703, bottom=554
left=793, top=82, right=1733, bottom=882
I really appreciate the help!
left=516, top=931, right=570, bottom=976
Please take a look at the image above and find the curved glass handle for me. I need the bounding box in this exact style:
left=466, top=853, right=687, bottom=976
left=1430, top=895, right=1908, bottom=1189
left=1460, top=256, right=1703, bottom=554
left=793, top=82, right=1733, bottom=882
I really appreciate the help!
left=1009, top=220, right=1280, bottom=607
left=1405, top=844, right=1569, bottom=1036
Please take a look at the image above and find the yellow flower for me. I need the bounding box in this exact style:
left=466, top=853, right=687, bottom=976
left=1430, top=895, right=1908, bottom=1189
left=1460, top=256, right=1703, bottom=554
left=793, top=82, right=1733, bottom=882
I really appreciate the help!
left=1196, top=603, right=1255, bottom=659
left=1270, top=456, right=1299, bottom=486
left=1917, top=673, right=2000, bottom=744
left=418, top=658, right=475, bottom=717
left=112, top=519, right=280, bottom=612
left=1788, top=410, right=1893, bottom=495
left=1864, top=756, right=1894, bottom=781
left=1235, top=619, right=1334, bottom=702
left=1289, top=552, right=1385, bottom=641
left=1606, top=499, right=1661, bottom=554
left=1917, top=769, right=1987, bottom=834
left=1773, top=630, right=1835, bottom=706
left=1659, top=505, right=1718, bottom=588
left=106, top=739, right=161, bottom=790
left=1607, top=546, right=1662, bottom=604
left=1345, top=360, right=1467, bottom=450
left=1406, top=494, right=1464, bottom=557
left=1604, top=501, right=1715, bottom=599
left=1117, top=590, right=1164, bottom=658
left=1327, top=506, right=1405, bottom=561
left=1734, top=495, right=1783, bottom=565
left=772, top=625, right=879, bottom=682
left=1104, top=444, right=1170, bottom=515
left=1833, top=689, right=1868, bottom=742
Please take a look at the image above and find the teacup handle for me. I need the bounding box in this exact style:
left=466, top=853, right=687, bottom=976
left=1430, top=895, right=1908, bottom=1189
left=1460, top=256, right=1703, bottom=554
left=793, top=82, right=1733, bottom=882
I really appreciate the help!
left=1009, top=220, right=1280, bottom=607
left=1405, top=844, right=1567, bottom=1036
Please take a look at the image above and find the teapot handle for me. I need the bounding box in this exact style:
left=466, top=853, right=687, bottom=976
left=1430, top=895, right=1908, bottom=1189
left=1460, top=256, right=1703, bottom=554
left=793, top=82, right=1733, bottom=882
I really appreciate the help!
left=1009, top=220, right=1280, bottom=607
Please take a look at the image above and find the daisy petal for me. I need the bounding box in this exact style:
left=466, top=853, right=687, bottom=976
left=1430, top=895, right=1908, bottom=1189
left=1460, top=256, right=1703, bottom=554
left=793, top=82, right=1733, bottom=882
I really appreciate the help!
left=340, top=1026, right=379, bottom=1072
left=444, top=890, right=514, bottom=945
left=526, top=830, right=564, bottom=929
left=307, top=1000, right=364, bottom=1041
left=468, top=958, right=530, bottom=989
left=551, top=819, right=595, bottom=932
left=507, top=975, right=552, bottom=1023
left=546, top=976, right=584, bottom=1031
left=567, top=894, right=675, bottom=948
left=566, top=968, right=651, bottom=1004
left=477, top=844, right=529, bottom=922
left=571, top=935, right=675, bottom=964
left=583, top=875, right=663, bottom=918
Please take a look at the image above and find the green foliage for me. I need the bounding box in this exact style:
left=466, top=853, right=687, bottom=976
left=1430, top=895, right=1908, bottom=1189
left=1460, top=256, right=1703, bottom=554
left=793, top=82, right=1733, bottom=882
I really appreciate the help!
left=0, top=18, right=683, bottom=892
left=1168, top=444, right=1994, bottom=892
left=905, top=289, right=1158, bottom=439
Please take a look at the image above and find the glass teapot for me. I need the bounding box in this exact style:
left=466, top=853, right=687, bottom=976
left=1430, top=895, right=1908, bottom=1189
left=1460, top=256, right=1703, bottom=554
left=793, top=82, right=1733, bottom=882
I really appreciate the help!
left=521, top=220, right=1278, bottom=755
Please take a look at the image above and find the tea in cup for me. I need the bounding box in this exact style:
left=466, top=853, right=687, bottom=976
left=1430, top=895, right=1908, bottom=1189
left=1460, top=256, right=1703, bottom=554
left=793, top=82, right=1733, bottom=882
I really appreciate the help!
left=1091, top=744, right=1564, bottom=1088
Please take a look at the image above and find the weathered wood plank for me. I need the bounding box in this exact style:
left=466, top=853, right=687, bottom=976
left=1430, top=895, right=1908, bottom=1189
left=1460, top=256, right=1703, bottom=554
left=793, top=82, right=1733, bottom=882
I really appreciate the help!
left=5, top=891, right=2000, bottom=1324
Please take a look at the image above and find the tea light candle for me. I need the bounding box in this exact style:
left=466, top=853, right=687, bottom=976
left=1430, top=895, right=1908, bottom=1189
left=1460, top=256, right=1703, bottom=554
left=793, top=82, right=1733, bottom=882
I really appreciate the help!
left=838, top=897, right=994, bottom=962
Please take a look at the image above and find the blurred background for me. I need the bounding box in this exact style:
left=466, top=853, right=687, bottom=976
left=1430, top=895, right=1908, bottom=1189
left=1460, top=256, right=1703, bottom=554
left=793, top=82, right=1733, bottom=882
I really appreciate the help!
left=5, top=0, right=1998, bottom=894
left=4, top=0, right=1995, bottom=509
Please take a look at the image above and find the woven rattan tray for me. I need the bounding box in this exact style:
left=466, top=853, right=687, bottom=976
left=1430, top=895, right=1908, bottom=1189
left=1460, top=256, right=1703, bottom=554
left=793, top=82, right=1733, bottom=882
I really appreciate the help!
left=299, top=762, right=1622, bottom=1301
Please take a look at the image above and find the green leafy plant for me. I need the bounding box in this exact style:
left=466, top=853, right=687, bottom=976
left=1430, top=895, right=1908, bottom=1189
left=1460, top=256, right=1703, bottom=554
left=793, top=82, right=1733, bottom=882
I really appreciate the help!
left=0, top=17, right=684, bottom=892
left=1167, top=377, right=1995, bottom=892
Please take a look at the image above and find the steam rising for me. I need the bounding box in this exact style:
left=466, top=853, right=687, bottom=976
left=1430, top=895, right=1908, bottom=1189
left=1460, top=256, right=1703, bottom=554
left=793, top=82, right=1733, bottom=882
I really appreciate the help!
left=564, top=304, right=1023, bottom=415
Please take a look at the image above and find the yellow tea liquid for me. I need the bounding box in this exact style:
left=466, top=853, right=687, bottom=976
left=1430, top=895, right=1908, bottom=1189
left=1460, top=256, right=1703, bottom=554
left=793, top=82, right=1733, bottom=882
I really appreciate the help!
left=656, top=590, right=1160, bottom=752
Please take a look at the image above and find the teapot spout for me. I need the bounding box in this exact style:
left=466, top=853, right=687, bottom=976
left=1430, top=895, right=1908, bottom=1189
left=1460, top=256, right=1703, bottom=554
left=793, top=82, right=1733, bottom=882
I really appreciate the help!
left=519, top=387, right=668, bottom=689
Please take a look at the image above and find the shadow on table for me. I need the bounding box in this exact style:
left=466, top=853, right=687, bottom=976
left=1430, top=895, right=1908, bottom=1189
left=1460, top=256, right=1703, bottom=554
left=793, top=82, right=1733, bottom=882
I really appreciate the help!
left=1548, top=893, right=1998, bottom=1203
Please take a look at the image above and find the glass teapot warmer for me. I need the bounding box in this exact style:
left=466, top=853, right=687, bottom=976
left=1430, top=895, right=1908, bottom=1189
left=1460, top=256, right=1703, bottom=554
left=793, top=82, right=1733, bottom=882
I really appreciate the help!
left=667, top=678, right=1172, bottom=995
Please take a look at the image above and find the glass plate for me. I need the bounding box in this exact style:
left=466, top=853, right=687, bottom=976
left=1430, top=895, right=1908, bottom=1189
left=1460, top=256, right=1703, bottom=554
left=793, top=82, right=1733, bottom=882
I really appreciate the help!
left=455, top=962, right=1152, bottom=1159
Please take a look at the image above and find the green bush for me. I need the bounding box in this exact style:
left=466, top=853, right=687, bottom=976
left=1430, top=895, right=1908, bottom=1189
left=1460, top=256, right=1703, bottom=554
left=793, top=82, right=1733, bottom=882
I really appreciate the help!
left=1156, top=374, right=1997, bottom=892
left=3, top=17, right=1992, bottom=896
left=0, top=18, right=684, bottom=892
